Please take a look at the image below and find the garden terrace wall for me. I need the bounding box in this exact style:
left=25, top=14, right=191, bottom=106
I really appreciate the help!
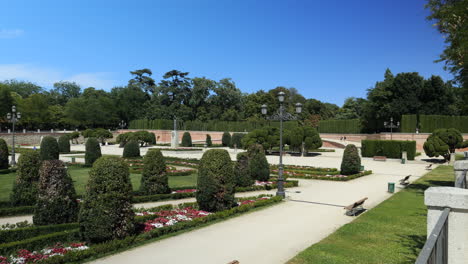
left=0, top=132, right=86, bottom=146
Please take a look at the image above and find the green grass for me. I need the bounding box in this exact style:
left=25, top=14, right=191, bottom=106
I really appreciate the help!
left=288, top=165, right=454, bottom=264
left=0, top=168, right=198, bottom=201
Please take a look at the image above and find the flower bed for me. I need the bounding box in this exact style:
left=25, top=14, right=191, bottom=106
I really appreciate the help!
left=21, top=195, right=282, bottom=264
left=271, top=169, right=340, bottom=177
left=270, top=164, right=338, bottom=172
left=0, top=243, right=88, bottom=264
left=150, top=148, right=203, bottom=152
left=287, top=170, right=373, bottom=181
left=171, top=189, right=196, bottom=194
left=165, top=160, right=199, bottom=168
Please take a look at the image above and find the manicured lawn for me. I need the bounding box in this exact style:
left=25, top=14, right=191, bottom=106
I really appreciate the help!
left=288, top=165, right=454, bottom=264
left=0, top=167, right=198, bottom=201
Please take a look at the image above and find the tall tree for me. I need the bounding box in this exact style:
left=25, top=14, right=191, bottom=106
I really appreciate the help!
left=128, top=68, right=156, bottom=94
left=1, top=80, right=43, bottom=98
left=51, top=81, right=82, bottom=105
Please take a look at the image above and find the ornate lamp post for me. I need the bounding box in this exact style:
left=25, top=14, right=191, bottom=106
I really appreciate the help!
left=169, top=93, right=179, bottom=148
left=261, top=92, right=302, bottom=198
left=119, top=120, right=127, bottom=130
left=384, top=117, right=400, bottom=140
left=7, top=106, right=21, bottom=166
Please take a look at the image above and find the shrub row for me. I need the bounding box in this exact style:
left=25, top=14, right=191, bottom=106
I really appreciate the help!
left=0, top=229, right=80, bottom=256
left=39, top=196, right=282, bottom=264
left=317, top=119, right=362, bottom=134
left=288, top=170, right=373, bottom=181
left=0, top=223, right=78, bottom=244
left=0, top=206, right=35, bottom=217
left=361, top=140, right=416, bottom=160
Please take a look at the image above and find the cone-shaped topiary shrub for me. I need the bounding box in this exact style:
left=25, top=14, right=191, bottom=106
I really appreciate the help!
left=206, top=134, right=212, bottom=147
left=340, top=144, right=361, bottom=175
left=181, top=132, right=192, bottom=147
left=148, top=132, right=157, bottom=145
left=196, top=149, right=236, bottom=212
left=235, top=152, right=254, bottom=187
left=222, top=132, right=231, bottom=147
left=247, top=144, right=270, bottom=181
left=140, top=149, right=170, bottom=195
left=85, top=137, right=101, bottom=166
left=11, top=151, right=41, bottom=206
left=58, top=135, right=71, bottom=153
left=33, top=160, right=78, bottom=225
left=122, top=140, right=140, bottom=158
left=40, top=136, right=59, bottom=161
left=79, top=157, right=135, bottom=243
left=0, top=138, right=8, bottom=169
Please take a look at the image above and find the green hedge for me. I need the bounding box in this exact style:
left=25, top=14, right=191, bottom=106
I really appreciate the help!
left=361, top=140, right=416, bottom=160
left=0, top=223, right=78, bottom=244
left=39, top=196, right=282, bottom=264
left=0, top=229, right=80, bottom=256
left=130, top=118, right=364, bottom=134
left=318, top=119, right=361, bottom=134
left=401, top=115, right=417, bottom=133
left=0, top=206, right=35, bottom=217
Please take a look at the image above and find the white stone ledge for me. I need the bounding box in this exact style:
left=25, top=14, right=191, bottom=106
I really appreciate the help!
left=425, top=187, right=468, bottom=209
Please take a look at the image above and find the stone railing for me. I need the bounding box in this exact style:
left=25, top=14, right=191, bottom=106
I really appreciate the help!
left=415, top=160, right=468, bottom=264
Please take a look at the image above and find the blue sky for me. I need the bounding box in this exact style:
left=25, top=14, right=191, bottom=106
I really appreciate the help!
left=0, top=0, right=451, bottom=106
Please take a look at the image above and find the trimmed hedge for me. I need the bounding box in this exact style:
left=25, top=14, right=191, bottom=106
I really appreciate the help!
left=0, top=206, right=35, bottom=217
left=122, top=140, right=140, bottom=158
left=401, top=114, right=418, bottom=133
left=230, top=133, right=245, bottom=148
left=361, top=140, right=416, bottom=160
left=140, top=149, right=171, bottom=195
left=79, top=157, right=135, bottom=243
left=196, top=149, right=236, bottom=212
left=0, top=138, right=8, bottom=169
left=340, top=144, right=361, bottom=175
left=38, top=196, right=282, bottom=264
left=10, top=150, right=41, bottom=206
left=40, top=136, right=59, bottom=161
left=222, top=132, right=231, bottom=147
left=181, top=132, right=192, bottom=147
left=206, top=134, right=212, bottom=147
left=318, top=119, right=361, bottom=134
left=0, top=223, right=78, bottom=244
left=85, top=137, right=101, bottom=166
left=58, top=135, right=71, bottom=153
left=33, top=160, right=78, bottom=225
left=247, top=144, right=270, bottom=181
left=235, top=152, right=254, bottom=187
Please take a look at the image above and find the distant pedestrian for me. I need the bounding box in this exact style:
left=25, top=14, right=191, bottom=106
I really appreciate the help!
left=344, top=136, right=347, bottom=141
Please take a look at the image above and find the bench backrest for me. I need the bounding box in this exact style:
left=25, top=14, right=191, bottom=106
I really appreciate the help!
left=344, top=197, right=368, bottom=210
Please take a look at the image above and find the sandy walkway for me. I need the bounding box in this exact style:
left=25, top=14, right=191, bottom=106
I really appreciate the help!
left=88, top=157, right=430, bottom=264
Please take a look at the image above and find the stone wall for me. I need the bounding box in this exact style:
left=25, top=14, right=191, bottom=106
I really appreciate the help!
left=116, top=129, right=233, bottom=144
left=0, top=132, right=85, bottom=146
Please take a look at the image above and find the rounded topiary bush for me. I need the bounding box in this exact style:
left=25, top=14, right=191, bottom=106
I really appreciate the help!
left=206, top=134, right=212, bottom=147
left=140, top=150, right=170, bottom=195
left=340, top=144, right=361, bottom=175
left=235, top=152, right=254, bottom=187
left=196, top=149, right=236, bottom=212
left=222, top=132, right=231, bottom=147
left=33, top=160, right=78, bottom=225
left=181, top=132, right=192, bottom=147
left=248, top=144, right=270, bottom=181
left=40, top=136, right=59, bottom=161
left=85, top=137, right=101, bottom=166
left=148, top=132, right=157, bottom=145
left=58, top=135, right=71, bottom=153
left=0, top=138, right=8, bottom=169
left=11, top=151, right=41, bottom=206
left=122, top=140, right=140, bottom=158
left=79, top=157, right=135, bottom=243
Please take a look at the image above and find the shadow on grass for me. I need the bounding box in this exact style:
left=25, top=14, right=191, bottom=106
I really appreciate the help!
left=397, top=234, right=426, bottom=264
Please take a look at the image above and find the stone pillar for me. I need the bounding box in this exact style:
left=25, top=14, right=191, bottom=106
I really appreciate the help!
left=51, top=129, right=54, bottom=133
left=23, top=129, right=26, bottom=133
left=425, top=187, right=468, bottom=264
left=454, top=160, right=468, bottom=184
left=464, top=151, right=468, bottom=160
left=402, top=151, right=407, bottom=161
left=37, top=129, right=40, bottom=133
left=7, top=129, right=10, bottom=133
left=171, top=130, right=179, bottom=148
left=450, top=153, right=456, bottom=165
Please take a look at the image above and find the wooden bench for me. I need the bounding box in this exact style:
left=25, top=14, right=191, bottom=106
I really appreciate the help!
left=399, top=175, right=411, bottom=186
left=373, top=156, right=387, bottom=161
left=425, top=164, right=433, bottom=170
left=344, top=197, right=368, bottom=216
left=227, top=261, right=239, bottom=264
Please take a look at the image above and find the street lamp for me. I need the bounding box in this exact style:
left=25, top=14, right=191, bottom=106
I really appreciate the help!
left=262, top=92, right=302, bottom=198
left=384, top=117, right=400, bottom=140
left=7, top=106, right=21, bottom=166
left=169, top=92, right=179, bottom=148
left=119, top=120, right=127, bottom=130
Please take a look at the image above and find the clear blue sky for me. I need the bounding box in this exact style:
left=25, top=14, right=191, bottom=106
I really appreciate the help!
left=0, top=0, right=451, bottom=106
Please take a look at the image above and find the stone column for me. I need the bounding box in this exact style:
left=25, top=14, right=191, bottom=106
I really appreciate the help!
left=171, top=130, right=179, bottom=148
left=454, top=160, right=468, bottom=184
left=23, top=129, right=26, bottom=133
left=450, top=153, right=456, bottom=165
left=37, top=129, right=40, bottom=133
left=425, top=187, right=468, bottom=264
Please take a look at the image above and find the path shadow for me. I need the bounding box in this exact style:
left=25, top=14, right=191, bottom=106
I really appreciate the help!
left=420, top=158, right=447, bottom=164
